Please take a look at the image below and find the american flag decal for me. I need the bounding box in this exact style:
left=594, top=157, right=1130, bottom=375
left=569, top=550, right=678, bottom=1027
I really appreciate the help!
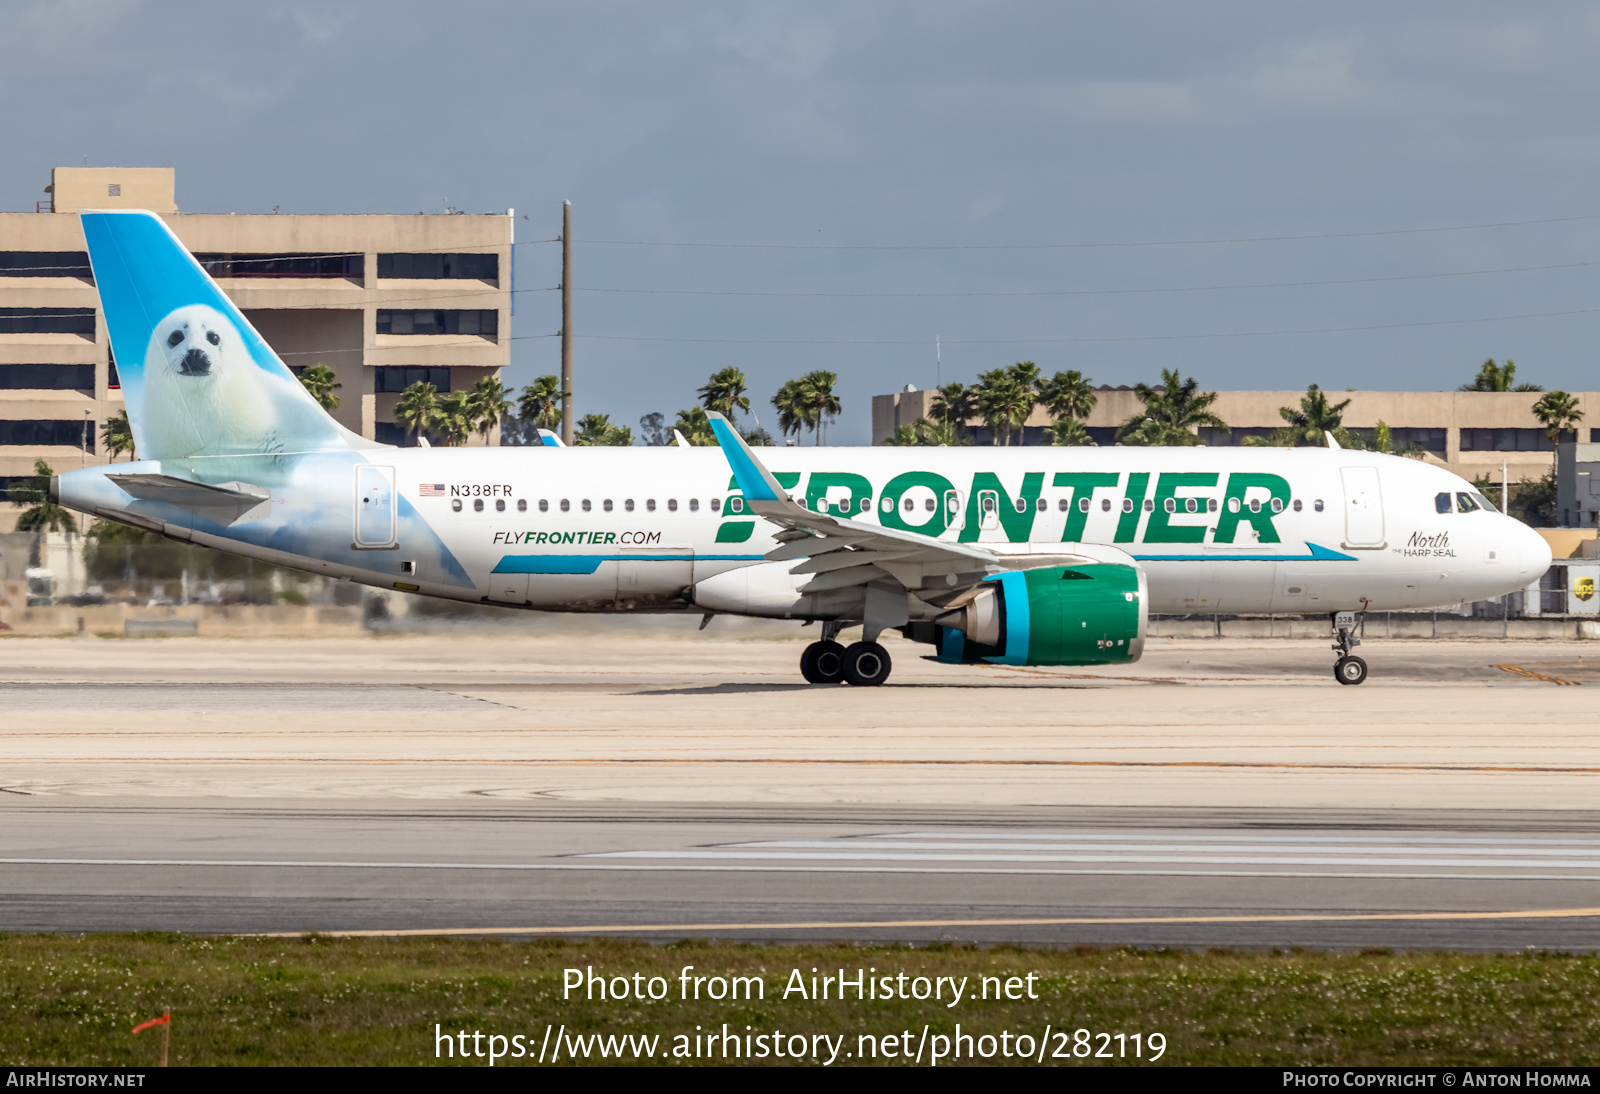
left=419, top=484, right=446, bottom=497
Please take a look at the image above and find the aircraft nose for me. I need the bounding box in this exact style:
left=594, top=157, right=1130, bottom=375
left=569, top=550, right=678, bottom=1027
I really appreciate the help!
left=1514, top=520, right=1553, bottom=580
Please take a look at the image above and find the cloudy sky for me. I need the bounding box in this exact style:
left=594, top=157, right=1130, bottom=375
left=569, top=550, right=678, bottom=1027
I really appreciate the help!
left=5, top=1, right=1600, bottom=442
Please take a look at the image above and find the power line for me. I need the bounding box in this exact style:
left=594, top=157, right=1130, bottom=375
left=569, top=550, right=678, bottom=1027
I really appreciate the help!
left=580, top=257, right=1600, bottom=300
left=582, top=214, right=1600, bottom=252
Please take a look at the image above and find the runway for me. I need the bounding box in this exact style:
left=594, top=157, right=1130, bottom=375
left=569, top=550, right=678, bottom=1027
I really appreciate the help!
left=3, top=630, right=1599, bottom=948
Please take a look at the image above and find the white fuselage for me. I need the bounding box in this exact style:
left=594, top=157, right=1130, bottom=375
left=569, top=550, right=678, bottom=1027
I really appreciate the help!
left=63, top=443, right=1552, bottom=620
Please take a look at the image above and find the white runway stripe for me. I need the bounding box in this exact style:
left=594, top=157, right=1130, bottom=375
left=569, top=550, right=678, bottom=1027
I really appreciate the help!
left=583, top=829, right=1600, bottom=877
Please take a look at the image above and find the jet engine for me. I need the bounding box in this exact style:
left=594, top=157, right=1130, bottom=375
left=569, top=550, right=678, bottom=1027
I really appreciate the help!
left=924, top=563, right=1147, bottom=666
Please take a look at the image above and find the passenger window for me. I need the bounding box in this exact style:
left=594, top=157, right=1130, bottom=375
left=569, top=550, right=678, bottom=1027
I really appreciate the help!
left=451, top=498, right=462, bottom=513
left=1227, top=497, right=1241, bottom=513
left=667, top=499, right=678, bottom=512
left=1314, top=499, right=1324, bottom=512
left=1207, top=498, right=1218, bottom=513
left=904, top=496, right=915, bottom=512
left=1292, top=499, right=1302, bottom=512
left=603, top=499, right=613, bottom=512
left=1184, top=498, right=1197, bottom=514
left=1456, top=492, right=1478, bottom=513
left=582, top=499, right=592, bottom=512
left=1036, top=497, right=1047, bottom=513
left=625, top=499, right=635, bottom=512
left=982, top=496, right=997, bottom=513
left=539, top=499, right=548, bottom=512
left=1058, top=498, right=1069, bottom=512
left=710, top=498, right=721, bottom=513
left=860, top=498, right=871, bottom=513
left=1122, top=498, right=1133, bottom=513
left=1164, top=498, right=1176, bottom=513
left=1143, top=499, right=1154, bottom=512
left=495, top=498, right=505, bottom=512
left=1270, top=498, right=1283, bottom=513
left=689, top=498, right=699, bottom=512
left=1436, top=492, right=1453, bottom=514
left=647, top=499, right=656, bottom=512
left=730, top=497, right=742, bottom=513
left=925, top=498, right=936, bottom=512
left=1078, top=497, right=1090, bottom=513
left=1014, top=498, right=1027, bottom=513
left=473, top=498, right=484, bottom=512
left=560, top=499, right=570, bottom=512
left=1249, top=499, right=1261, bottom=513
left=1102, top=498, right=1112, bottom=512
left=517, top=498, right=527, bottom=512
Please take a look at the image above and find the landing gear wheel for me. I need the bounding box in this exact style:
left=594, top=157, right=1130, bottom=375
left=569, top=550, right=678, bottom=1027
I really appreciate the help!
left=842, top=641, right=892, bottom=687
left=1334, top=656, right=1368, bottom=686
left=800, top=640, right=845, bottom=684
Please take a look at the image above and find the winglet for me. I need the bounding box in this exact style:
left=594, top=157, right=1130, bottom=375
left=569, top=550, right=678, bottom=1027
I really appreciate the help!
left=707, top=412, right=784, bottom=503
left=536, top=429, right=565, bottom=448
left=1324, top=430, right=1342, bottom=450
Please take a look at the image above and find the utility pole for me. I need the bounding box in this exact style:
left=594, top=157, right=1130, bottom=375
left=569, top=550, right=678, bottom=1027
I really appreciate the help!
left=560, top=200, right=574, bottom=446
left=1501, top=458, right=1509, bottom=514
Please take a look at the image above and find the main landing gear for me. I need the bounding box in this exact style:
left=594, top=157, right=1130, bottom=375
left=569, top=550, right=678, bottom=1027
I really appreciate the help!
left=800, top=622, right=893, bottom=686
left=1332, top=610, right=1368, bottom=686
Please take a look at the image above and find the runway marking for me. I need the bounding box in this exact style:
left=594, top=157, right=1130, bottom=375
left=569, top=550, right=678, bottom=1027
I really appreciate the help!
left=255, top=906, right=1600, bottom=939
left=1497, top=664, right=1582, bottom=686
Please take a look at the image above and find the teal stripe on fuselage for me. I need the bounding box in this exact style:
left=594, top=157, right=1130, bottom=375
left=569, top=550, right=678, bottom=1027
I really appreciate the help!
left=493, top=553, right=764, bottom=575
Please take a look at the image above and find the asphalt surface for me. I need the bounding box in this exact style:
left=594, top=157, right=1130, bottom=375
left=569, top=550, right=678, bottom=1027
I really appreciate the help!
left=3, top=631, right=1599, bottom=949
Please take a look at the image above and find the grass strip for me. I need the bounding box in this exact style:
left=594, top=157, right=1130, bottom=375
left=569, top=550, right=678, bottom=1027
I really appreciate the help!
left=3, top=934, right=1600, bottom=1066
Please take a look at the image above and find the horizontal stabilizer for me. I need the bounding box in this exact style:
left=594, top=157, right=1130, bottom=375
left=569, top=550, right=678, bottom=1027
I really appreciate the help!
left=108, top=473, right=271, bottom=526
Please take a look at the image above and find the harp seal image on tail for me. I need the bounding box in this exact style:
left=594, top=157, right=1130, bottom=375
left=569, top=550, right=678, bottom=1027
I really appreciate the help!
left=137, top=303, right=329, bottom=460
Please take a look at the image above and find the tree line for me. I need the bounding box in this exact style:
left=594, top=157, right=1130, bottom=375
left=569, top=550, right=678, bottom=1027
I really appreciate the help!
left=881, top=358, right=1586, bottom=452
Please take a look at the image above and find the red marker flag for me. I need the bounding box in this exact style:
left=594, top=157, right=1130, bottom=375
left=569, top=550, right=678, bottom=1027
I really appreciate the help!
left=132, top=1014, right=170, bottom=1035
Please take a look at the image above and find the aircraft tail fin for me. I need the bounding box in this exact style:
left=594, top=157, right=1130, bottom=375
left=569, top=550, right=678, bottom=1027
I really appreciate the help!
left=81, top=210, right=368, bottom=461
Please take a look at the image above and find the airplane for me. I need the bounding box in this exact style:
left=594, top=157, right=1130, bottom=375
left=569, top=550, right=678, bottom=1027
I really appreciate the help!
left=52, top=210, right=1553, bottom=687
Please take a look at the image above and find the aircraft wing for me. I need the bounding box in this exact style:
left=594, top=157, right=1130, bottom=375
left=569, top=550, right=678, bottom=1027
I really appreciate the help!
left=107, top=473, right=271, bottom=526
left=706, top=412, right=1003, bottom=596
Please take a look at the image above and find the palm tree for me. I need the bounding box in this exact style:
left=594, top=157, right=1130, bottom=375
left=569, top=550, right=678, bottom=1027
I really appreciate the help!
left=798, top=370, right=841, bottom=445
left=434, top=392, right=475, bottom=446
left=7, top=459, right=76, bottom=533
left=973, top=368, right=1035, bottom=446
left=1007, top=360, right=1043, bottom=395
left=1050, top=418, right=1094, bottom=446
left=297, top=364, right=342, bottom=411
left=1117, top=368, right=1228, bottom=446
left=1039, top=370, right=1097, bottom=422
left=1533, top=390, right=1585, bottom=444
left=101, top=409, right=135, bottom=461
left=771, top=379, right=808, bottom=444
left=1272, top=384, right=1353, bottom=447
left=930, top=382, right=977, bottom=439
left=880, top=418, right=970, bottom=447
left=698, top=367, right=751, bottom=421
left=394, top=381, right=439, bottom=445
left=574, top=413, right=634, bottom=446
left=517, top=375, right=566, bottom=432
left=673, top=407, right=717, bottom=446
left=468, top=376, right=511, bottom=444
left=1460, top=358, right=1543, bottom=392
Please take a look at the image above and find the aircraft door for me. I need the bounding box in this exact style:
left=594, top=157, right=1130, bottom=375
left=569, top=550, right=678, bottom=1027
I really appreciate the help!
left=944, top=489, right=964, bottom=532
left=486, top=572, right=529, bottom=605
left=354, top=465, right=396, bottom=548
left=977, top=489, right=1000, bottom=531
left=1340, top=466, right=1386, bottom=548
left=617, top=548, right=695, bottom=609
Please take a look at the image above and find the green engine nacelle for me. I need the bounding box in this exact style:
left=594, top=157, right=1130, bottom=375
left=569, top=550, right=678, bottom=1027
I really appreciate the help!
left=926, top=563, right=1147, bottom=666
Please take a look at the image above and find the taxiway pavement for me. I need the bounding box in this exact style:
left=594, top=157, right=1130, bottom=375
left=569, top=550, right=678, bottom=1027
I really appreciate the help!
left=2, top=630, right=1597, bottom=947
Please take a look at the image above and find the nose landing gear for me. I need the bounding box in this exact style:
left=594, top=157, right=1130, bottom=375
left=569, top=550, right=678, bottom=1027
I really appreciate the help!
left=1332, top=609, right=1368, bottom=685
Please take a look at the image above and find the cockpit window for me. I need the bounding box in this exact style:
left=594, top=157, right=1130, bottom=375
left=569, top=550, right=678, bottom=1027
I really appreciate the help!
left=1471, top=491, right=1499, bottom=514
left=1435, top=492, right=1453, bottom=514
left=1456, top=492, right=1479, bottom=513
